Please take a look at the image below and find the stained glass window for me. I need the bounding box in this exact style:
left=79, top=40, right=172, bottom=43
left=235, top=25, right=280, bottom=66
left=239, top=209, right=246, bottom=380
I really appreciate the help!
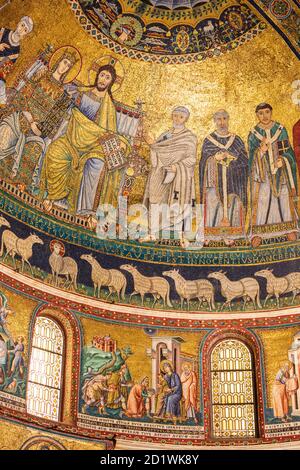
left=27, top=317, right=64, bottom=422
left=210, top=339, right=257, bottom=439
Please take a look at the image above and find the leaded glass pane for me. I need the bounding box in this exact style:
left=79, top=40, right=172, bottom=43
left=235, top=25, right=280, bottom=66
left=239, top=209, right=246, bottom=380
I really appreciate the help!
left=28, top=347, right=63, bottom=389
left=211, top=340, right=252, bottom=371
left=32, top=317, right=63, bottom=354
left=27, top=382, right=60, bottom=421
left=27, top=317, right=63, bottom=422
left=211, top=339, right=257, bottom=438
left=212, top=404, right=256, bottom=438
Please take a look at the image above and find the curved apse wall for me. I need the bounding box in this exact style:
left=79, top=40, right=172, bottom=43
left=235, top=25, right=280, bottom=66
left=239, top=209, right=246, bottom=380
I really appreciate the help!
left=0, top=0, right=299, bottom=450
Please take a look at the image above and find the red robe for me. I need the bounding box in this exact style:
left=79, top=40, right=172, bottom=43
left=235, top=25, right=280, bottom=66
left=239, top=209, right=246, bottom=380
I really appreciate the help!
left=126, top=384, right=145, bottom=417
left=293, top=119, right=300, bottom=174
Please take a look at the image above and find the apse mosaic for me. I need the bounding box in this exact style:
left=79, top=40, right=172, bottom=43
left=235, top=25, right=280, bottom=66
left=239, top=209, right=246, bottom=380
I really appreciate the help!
left=0, top=0, right=299, bottom=314
left=0, top=0, right=300, bottom=448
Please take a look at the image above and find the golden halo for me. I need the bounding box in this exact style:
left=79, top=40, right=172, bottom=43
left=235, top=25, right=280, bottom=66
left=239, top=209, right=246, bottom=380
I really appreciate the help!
left=88, top=55, right=125, bottom=93
left=50, top=239, right=65, bottom=256
left=49, top=46, right=82, bottom=84
left=160, top=360, right=173, bottom=374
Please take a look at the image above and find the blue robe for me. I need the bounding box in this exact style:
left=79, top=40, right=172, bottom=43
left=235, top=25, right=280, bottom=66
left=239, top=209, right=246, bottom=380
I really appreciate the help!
left=199, top=132, right=249, bottom=209
left=164, top=372, right=182, bottom=417
left=0, top=28, right=20, bottom=67
left=75, top=93, right=113, bottom=214
left=199, top=132, right=249, bottom=231
left=0, top=28, right=21, bottom=105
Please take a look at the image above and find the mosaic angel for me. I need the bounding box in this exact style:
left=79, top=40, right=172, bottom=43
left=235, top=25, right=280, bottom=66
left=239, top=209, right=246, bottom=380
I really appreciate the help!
left=0, top=45, right=82, bottom=190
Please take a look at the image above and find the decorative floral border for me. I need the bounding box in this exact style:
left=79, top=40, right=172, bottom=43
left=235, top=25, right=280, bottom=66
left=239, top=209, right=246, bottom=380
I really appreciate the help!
left=67, top=0, right=267, bottom=64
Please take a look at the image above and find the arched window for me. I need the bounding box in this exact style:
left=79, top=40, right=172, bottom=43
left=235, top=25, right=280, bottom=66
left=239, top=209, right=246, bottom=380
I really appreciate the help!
left=26, top=316, right=64, bottom=422
left=210, top=339, right=257, bottom=439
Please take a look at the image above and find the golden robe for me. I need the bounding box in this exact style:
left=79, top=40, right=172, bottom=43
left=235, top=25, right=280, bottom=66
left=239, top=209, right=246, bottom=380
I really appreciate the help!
left=40, top=92, right=129, bottom=213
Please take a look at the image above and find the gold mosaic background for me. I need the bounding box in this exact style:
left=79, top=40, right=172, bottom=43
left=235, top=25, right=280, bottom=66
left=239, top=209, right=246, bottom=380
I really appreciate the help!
left=256, top=326, right=300, bottom=407
left=0, top=285, right=37, bottom=365
left=3, top=0, right=299, bottom=202
left=81, top=316, right=205, bottom=382
left=1, top=0, right=300, bottom=446
left=0, top=418, right=107, bottom=450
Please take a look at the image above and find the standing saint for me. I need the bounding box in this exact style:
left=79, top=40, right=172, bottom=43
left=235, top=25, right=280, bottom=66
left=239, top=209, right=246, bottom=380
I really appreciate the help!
left=9, top=336, right=25, bottom=378
left=0, top=16, right=34, bottom=105
left=199, top=109, right=249, bottom=246
left=40, top=58, right=130, bottom=215
left=143, top=106, right=197, bottom=244
left=248, top=103, right=298, bottom=247
left=180, top=363, right=198, bottom=423
left=272, top=363, right=293, bottom=423
left=293, top=118, right=300, bottom=175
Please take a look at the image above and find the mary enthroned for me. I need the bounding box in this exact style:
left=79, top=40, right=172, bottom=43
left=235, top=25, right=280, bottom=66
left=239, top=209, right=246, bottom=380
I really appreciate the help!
left=161, top=360, right=183, bottom=423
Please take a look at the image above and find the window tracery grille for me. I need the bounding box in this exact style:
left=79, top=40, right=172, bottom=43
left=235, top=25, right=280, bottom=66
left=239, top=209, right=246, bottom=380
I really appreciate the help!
left=210, top=339, right=257, bottom=438
left=27, top=317, right=64, bottom=422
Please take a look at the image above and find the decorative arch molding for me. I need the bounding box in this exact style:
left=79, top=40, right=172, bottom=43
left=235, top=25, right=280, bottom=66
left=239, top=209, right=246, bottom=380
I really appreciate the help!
left=201, top=328, right=265, bottom=442
left=67, top=0, right=299, bottom=63
left=20, top=435, right=66, bottom=450
left=28, top=305, right=82, bottom=426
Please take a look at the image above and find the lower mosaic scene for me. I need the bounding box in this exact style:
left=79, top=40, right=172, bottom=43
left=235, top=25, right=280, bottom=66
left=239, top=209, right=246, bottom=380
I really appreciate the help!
left=0, top=0, right=300, bottom=452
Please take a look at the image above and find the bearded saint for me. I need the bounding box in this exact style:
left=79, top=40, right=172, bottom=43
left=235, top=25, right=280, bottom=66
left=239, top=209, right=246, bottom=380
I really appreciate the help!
left=199, top=109, right=249, bottom=246
left=248, top=103, right=299, bottom=247
left=143, top=106, right=197, bottom=243
left=40, top=63, right=130, bottom=214
left=272, top=363, right=293, bottom=423
left=180, top=363, right=198, bottom=423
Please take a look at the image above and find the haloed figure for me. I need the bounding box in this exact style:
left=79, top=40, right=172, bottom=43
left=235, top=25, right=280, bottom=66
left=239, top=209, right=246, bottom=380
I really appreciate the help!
left=0, top=47, right=79, bottom=189
left=272, top=363, right=293, bottom=423
left=10, top=336, right=25, bottom=378
left=40, top=62, right=127, bottom=215
left=162, top=360, right=182, bottom=423
left=180, top=363, right=198, bottom=423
